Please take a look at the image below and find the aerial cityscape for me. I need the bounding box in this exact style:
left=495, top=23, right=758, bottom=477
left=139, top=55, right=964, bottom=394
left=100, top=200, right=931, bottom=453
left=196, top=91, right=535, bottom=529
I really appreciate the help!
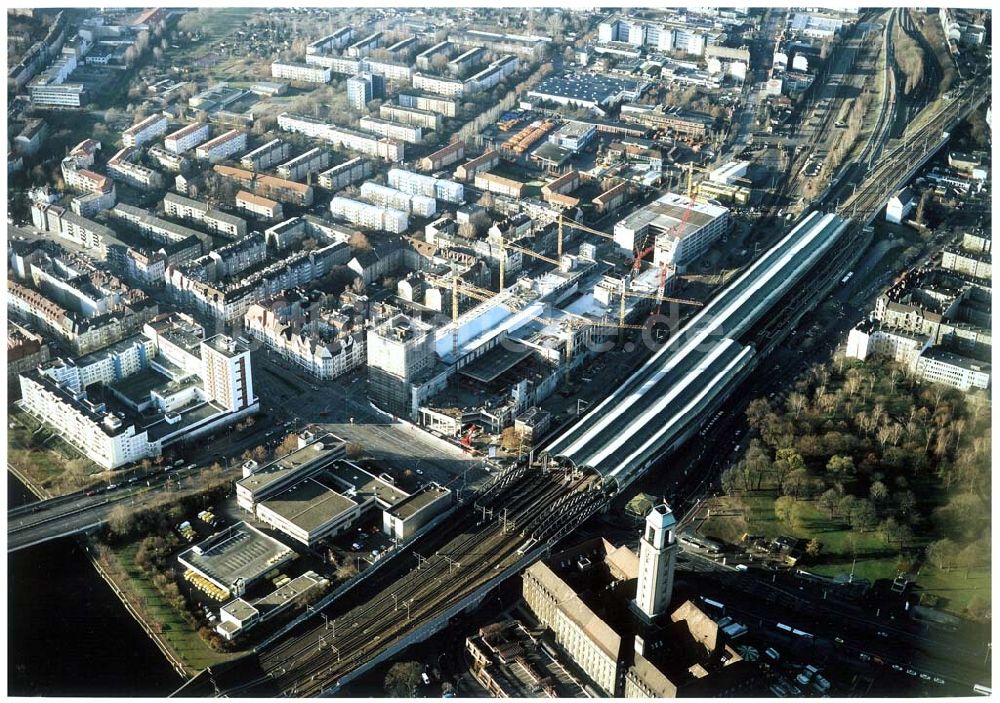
left=6, top=5, right=992, bottom=699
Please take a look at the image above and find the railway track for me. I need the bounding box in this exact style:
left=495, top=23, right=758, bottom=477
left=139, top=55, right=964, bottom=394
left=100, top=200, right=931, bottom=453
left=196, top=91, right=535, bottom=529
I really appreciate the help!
left=250, top=467, right=606, bottom=696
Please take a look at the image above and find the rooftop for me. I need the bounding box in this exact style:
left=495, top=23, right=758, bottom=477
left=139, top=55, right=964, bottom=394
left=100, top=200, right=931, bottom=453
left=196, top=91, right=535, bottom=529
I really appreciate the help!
left=178, top=521, right=295, bottom=592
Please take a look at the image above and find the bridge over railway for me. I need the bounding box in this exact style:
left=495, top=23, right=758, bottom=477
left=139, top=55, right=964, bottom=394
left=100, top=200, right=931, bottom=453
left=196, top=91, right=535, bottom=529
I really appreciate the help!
left=188, top=75, right=989, bottom=699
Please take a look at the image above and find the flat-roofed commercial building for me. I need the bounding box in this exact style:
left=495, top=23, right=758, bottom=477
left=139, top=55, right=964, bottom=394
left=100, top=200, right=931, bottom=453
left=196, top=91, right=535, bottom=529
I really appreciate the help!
left=178, top=521, right=295, bottom=598
left=195, top=129, right=247, bottom=163
left=528, top=72, right=644, bottom=111
left=235, top=432, right=409, bottom=546
left=382, top=483, right=452, bottom=540
left=271, top=61, right=331, bottom=84
left=123, top=113, right=168, bottom=148
left=613, top=192, right=730, bottom=268
left=255, top=460, right=408, bottom=546
left=164, top=122, right=210, bottom=154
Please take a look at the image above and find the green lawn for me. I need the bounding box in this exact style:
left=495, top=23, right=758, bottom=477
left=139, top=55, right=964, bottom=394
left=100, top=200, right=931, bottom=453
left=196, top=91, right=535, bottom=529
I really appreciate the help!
left=701, top=493, right=990, bottom=618
left=111, top=543, right=236, bottom=672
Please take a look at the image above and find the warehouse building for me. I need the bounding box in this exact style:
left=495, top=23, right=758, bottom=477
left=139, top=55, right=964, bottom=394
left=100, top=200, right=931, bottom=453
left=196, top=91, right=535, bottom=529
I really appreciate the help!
left=527, top=73, right=645, bottom=112
left=178, top=521, right=295, bottom=598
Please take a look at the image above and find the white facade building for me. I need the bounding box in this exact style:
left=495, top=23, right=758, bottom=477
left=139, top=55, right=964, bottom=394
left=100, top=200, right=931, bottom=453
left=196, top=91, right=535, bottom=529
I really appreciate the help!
left=164, top=122, right=210, bottom=154
left=271, top=61, right=331, bottom=84
left=122, top=113, right=168, bottom=148
left=330, top=196, right=409, bottom=233
left=634, top=504, right=679, bottom=621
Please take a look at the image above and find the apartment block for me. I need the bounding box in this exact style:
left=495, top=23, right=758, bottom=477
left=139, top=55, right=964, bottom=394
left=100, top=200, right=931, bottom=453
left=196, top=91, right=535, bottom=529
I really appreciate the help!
left=213, top=164, right=315, bottom=206
left=455, top=149, right=500, bottom=181
left=359, top=116, right=423, bottom=144
left=330, top=196, right=409, bottom=234
left=240, top=139, right=293, bottom=171
left=361, top=182, right=436, bottom=218
left=123, top=113, right=168, bottom=148
left=195, top=129, right=247, bottom=163
left=276, top=148, right=332, bottom=182
left=388, top=168, right=464, bottom=203
left=163, top=192, right=248, bottom=238
left=318, top=158, right=373, bottom=191
left=270, top=61, right=331, bottom=84
left=419, top=141, right=465, bottom=171
left=399, top=91, right=459, bottom=117
left=235, top=191, right=284, bottom=221
left=164, top=122, right=210, bottom=154
left=379, top=104, right=443, bottom=131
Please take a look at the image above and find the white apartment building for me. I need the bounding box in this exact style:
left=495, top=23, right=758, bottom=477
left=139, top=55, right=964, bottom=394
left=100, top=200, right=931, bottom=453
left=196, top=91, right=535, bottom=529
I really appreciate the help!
left=913, top=348, right=990, bottom=391
left=277, top=113, right=405, bottom=162
left=63, top=167, right=112, bottom=195
left=364, top=59, right=414, bottom=82
left=388, top=168, right=464, bottom=203
left=304, top=55, right=362, bottom=75
left=195, top=129, right=247, bottom=163
left=19, top=371, right=154, bottom=469
left=164, top=122, right=210, bottom=154
left=399, top=92, right=459, bottom=117
left=276, top=148, right=332, bottom=182
left=330, top=196, right=409, bottom=233
left=379, top=104, right=443, bottom=131
left=107, top=148, right=164, bottom=191
left=201, top=334, right=255, bottom=411
left=359, top=116, right=423, bottom=144
left=270, top=61, right=331, bottom=84
left=122, top=113, right=168, bottom=148
left=412, top=72, right=466, bottom=97
left=163, top=192, right=247, bottom=238
left=240, top=139, right=293, bottom=171
left=361, top=182, right=436, bottom=217
left=318, top=158, right=373, bottom=191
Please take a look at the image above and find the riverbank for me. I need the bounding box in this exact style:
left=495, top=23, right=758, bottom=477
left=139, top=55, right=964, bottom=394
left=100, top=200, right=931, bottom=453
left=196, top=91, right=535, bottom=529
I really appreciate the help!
left=8, top=476, right=182, bottom=696
left=85, top=539, right=193, bottom=679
